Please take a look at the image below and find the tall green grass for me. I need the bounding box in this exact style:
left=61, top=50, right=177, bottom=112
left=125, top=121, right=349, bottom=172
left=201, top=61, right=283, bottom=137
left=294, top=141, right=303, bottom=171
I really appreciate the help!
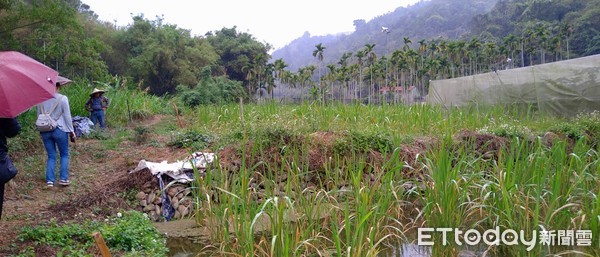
left=15, top=79, right=167, bottom=129
left=416, top=137, right=599, bottom=256
left=181, top=102, right=598, bottom=256
left=62, top=80, right=169, bottom=125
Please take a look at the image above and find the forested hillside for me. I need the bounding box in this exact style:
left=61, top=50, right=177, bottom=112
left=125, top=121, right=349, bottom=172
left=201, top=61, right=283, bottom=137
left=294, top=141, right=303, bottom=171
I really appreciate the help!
left=273, top=0, right=600, bottom=72
left=272, top=0, right=499, bottom=71
left=472, top=0, right=600, bottom=58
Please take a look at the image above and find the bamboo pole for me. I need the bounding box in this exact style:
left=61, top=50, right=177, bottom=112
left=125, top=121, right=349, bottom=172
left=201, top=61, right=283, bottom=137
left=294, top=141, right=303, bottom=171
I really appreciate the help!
left=173, top=102, right=183, bottom=129
left=92, top=232, right=112, bottom=257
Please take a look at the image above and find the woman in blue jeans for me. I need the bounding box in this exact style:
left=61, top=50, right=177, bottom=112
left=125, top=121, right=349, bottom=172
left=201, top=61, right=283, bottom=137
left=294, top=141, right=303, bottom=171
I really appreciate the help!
left=36, top=81, right=76, bottom=187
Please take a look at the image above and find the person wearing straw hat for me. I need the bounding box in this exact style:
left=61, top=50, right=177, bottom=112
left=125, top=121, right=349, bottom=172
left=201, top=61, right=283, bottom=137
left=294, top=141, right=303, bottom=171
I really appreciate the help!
left=85, top=88, right=110, bottom=129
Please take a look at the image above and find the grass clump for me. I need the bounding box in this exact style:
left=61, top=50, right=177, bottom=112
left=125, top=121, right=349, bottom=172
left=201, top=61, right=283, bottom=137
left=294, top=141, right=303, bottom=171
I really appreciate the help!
left=132, top=126, right=151, bottom=144
left=549, top=121, right=587, bottom=140
left=101, top=211, right=167, bottom=255
left=167, top=130, right=214, bottom=150
left=130, top=109, right=152, bottom=121
left=349, top=131, right=394, bottom=153
left=477, top=118, right=533, bottom=139
left=549, top=111, right=600, bottom=145
left=332, top=131, right=394, bottom=155
left=253, top=127, right=301, bottom=149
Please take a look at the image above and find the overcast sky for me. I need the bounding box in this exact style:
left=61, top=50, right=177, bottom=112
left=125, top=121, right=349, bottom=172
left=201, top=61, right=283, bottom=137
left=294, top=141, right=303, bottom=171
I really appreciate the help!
left=82, top=0, right=420, bottom=50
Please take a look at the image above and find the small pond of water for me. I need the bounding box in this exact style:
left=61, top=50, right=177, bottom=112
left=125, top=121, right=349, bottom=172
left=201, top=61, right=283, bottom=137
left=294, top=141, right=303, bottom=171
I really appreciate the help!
left=165, top=237, right=483, bottom=257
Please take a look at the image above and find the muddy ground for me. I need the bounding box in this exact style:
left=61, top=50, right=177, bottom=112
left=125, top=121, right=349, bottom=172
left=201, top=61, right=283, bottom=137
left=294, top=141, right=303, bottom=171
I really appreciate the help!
left=0, top=115, right=190, bottom=256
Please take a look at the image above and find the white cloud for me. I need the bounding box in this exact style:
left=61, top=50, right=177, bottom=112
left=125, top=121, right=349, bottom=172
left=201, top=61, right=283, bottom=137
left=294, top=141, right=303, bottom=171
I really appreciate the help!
left=82, top=0, right=419, bottom=49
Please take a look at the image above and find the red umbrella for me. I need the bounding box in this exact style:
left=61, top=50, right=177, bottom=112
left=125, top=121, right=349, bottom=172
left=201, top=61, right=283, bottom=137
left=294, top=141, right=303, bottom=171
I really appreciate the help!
left=0, top=51, right=58, bottom=118
left=57, top=75, right=72, bottom=86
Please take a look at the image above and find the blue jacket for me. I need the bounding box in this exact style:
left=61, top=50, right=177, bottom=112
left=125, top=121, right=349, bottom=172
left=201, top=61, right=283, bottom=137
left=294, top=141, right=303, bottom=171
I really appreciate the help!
left=85, top=95, right=110, bottom=112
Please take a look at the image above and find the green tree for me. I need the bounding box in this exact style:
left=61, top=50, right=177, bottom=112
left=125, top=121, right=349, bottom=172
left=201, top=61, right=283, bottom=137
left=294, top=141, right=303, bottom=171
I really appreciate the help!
left=354, top=49, right=365, bottom=100
left=119, top=16, right=218, bottom=95
left=272, top=58, right=288, bottom=99
left=363, top=44, right=376, bottom=102
left=569, top=6, right=600, bottom=56
left=206, top=26, right=271, bottom=100
left=312, top=43, right=326, bottom=103
left=403, top=37, right=412, bottom=51
left=0, top=0, right=108, bottom=80
left=336, top=52, right=352, bottom=101
left=179, top=66, right=246, bottom=106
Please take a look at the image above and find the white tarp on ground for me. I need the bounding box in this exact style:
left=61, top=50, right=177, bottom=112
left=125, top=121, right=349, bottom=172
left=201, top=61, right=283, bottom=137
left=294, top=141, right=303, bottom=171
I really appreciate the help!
left=427, top=54, right=600, bottom=116
left=130, top=152, right=215, bottom=183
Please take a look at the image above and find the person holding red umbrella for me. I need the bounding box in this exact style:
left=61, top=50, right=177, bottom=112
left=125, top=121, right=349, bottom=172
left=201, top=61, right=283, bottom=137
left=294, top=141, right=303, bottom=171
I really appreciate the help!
left=0, top=118, right=21, bottom=220
left=1, top=50, right=59, bottom=218
left=36, top=80, right=76, bottom=187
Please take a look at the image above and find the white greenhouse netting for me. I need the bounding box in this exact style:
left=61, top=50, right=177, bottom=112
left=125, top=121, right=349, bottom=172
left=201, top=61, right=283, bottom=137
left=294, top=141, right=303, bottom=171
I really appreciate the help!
left=427, top=54, right=600, bottom=116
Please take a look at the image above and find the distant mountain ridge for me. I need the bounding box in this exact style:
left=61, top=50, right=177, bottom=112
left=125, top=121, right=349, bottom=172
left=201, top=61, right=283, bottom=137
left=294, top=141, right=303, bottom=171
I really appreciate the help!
left=272, top=0, right=498, bottom=71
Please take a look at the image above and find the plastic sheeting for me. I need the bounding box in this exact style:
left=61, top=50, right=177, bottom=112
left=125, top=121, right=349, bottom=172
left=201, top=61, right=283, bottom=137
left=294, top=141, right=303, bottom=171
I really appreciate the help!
left=130, top=152, right=215, bottom=221
left=427, top=54, right=600, bottom=116
left=130, top=152, right=215, bottom=183
left=158, top=175, right=175, bottom=221
left=72, top=116, right=94, bottom=137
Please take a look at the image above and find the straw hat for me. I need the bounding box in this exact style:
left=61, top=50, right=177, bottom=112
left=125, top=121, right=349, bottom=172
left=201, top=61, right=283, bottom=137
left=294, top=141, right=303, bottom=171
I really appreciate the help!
left=90, top=88, right=105, bottom=96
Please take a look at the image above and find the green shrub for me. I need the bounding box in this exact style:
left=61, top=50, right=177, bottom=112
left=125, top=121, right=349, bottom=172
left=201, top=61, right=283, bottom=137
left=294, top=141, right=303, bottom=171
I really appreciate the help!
left=101, top=211, right=167, bottom=255
left=133, top=126, right=151, bottom=144
left=178, top=67, right=246, bottom=107
left=130, top=109, right=152, bottom=121
left=253, top=127, right=299, bottom=149
left=574, top=111, right=600, bottom=141
left=168, top=130, right=214, bottom=150
left=17, top=211, right=167, bottom=256
left=478, top=121, right=532, bottom=139
left=332, top=131, right=393, bottom=154
left=19, top=221, right=93, bottom=248
left=549, top=122, right=586, bottom=140
left=349, top=131, right=394, bottom=153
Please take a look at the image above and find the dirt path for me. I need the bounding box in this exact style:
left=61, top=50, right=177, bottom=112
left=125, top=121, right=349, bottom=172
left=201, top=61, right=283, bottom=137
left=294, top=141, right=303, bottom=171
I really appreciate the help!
left=0, top=115, right=189, bottom=255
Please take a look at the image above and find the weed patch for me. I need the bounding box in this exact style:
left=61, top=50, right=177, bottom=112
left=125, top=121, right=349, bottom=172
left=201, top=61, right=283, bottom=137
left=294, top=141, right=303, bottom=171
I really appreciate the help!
left=17, top=211, right=167, bottom=256
left=168, top=130, right=214, bottom=150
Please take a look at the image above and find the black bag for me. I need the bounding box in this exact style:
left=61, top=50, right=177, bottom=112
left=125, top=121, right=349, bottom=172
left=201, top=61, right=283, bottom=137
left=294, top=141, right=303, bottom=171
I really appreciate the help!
left=0, top=155, right=17, bottom=184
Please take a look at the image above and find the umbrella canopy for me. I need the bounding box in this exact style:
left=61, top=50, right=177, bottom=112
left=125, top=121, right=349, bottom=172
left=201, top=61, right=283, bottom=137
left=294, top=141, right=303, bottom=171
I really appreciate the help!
left=57, top=75, right=72, bottom=86
left=0, top=51, right=58, bottom=118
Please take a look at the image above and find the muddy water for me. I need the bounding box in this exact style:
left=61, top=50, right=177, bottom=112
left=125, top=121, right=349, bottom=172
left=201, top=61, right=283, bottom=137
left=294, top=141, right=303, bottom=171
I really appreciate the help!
left=377, top=243, right=483, bottom=257
left=166, top=237, right=207, bottom=257
left=165, top=237, right=430, bottom=257
left=165, top=239, right=483, bottom=257
left=154, top=219, right=211, bottom=257
left=164, top=236, right=484, bottom=257
left=157, top=219, right=483, bottom=257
